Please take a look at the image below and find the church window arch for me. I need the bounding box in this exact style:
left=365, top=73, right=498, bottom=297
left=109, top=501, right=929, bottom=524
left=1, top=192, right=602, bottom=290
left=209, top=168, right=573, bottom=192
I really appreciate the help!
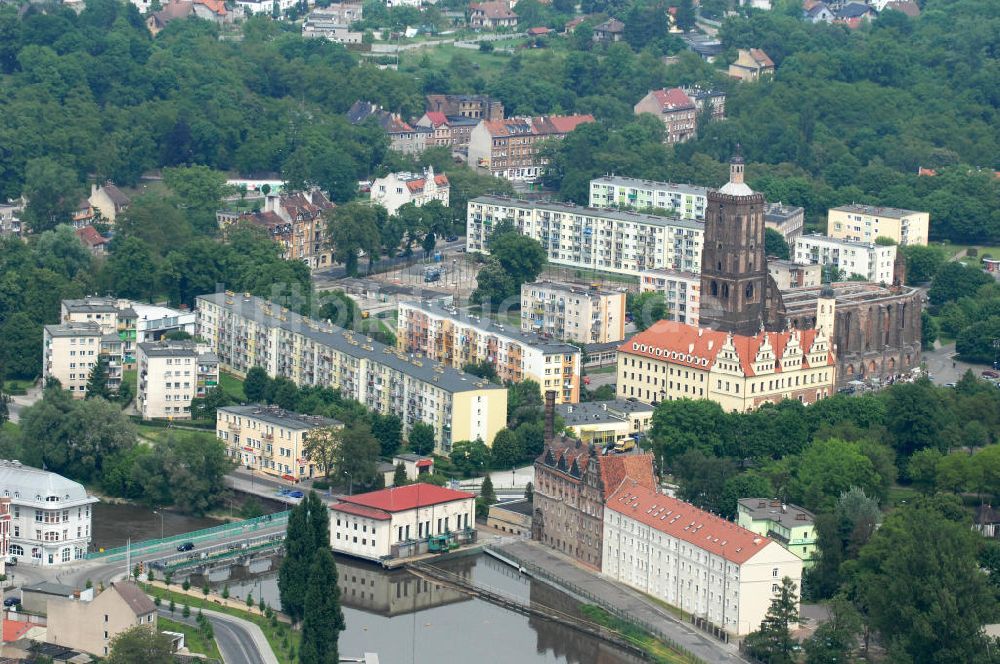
left=711, top=281, right=718, bottom=297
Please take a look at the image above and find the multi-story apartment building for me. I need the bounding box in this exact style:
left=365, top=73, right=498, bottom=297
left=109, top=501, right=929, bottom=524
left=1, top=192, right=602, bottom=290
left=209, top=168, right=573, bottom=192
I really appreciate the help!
left=229, top=188, right=334, bottom=268
left=638, top=268, right=701, bottom=326
left=370, top=167, right=449, bottom=216
left=136, top=340, right=219, bottom=420
left=425, top=94, right=504, bottom=121
left=763, top=202, right=805, bottom=243
left=633, top=88, right=698, bottom=144
left=794, top=234, right=897, bottom=283
left=196, top=293, right=507, bottom=451
left=61, top=296, right=196, bottom=363
left=0, top=497, right=9, bottom=575
left=520, top=281, right=627, bottom=344
left=396, top=300, right=582, bottom=404
left=603, top=482, right=803, bottom=636
left=827, top=204, right=929, bottom=246
left=0, top=460, right=97, bottom=565
left=767, top=260, right=822, bottom=290
left=589, top=176, right=708, bottom=220
left=737, top=499, right=817, bottom=567
left=414, top=112, right=480, bottom=149
left=682, top=86, right=726, bottom=121
left=467, top=115, right=594, bottom=181
left=616, top=319, right=836, bottom=412
left=216, top=405, right=341, bottom=481
left=467, top=197, right=705, bottom=276
left=47, top=582, right=157, bottom=658
left=42, top=322, right=123, bottom=398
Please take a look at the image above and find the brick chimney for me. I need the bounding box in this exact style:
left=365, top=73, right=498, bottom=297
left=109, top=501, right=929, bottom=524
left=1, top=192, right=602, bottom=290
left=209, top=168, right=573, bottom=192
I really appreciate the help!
left=544, top=390, right=556, bottom=443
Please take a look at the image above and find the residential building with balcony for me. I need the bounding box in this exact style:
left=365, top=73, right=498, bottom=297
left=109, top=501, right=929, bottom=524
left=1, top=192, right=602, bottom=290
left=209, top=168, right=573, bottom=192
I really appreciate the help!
left=217, top=405, right=341, bottom=481
left=603, top=482, right=803, bottom=636
left=589, top=176, right=708, bottom=220
left=682, top=86, right=726, bottom=122
left=634, top=88, right=698, bottom=144
left=370, top=167, right=449, bottom=216
left=469, top=2, right=518, bottom=30
left=767, top=260, right=822, bottom=290
left=520, top=281, right=627, bottom=344
left=396, top=300, right=582, bottom=404
left=638, top=268, right=701, bottom=326
left=42, top=322, right=123, bottom=399
left=737, top=499, right=817, bottom=567
left=196, top=293, right=507, bottom=452
left=827, top=204, right=929, bottom=246
left=61, top=296, right=196, bottom=364
left=0, top=460, right=97, bottom=566
left=794, top=234, right=897, bottom=283
left=425, top=94, right=504, bottom=121
left=763, top=202, right=804, bottom=243
left=616, top=320, right=836, bottom=412
left=467, top=115, right=594, bottom=181
left=415, top=112, right=480, bottom=149
left=329, top=483, right=476, bottom=562
left=467, top=197, right=705, bottom=276
left=137, top=340, right=219, bottom=420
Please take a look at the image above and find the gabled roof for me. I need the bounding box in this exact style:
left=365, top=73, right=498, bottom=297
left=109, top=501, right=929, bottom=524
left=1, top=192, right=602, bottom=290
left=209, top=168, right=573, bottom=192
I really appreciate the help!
left=194, top=0, right=227, bottom=15
left=332, top=483, right=474, bottom=516
left=606, top=482, right=777, bottom=564
left=527, top=27, right=552, bottom=35
left=884, top=0, right=919, bottom=16
left=424, top=111, right=448, bottom=127
left=594, top=17, right=624, bottom=33
left=599, top=453, right=656, bottom=499
left=748, top=48, right=774, bottom=67
left=75, top=225, right=107, bottom=248
left=648, top=88, right=696, bottom=111
left=470, top=1, right=517, bottom=19
left=97, top=182, right=130, bottom=208
left=111, top=582, right=157, bottom=616
left=151, top=1, right=195, bottom=24
left=479, top=115, right=594, bottom=138
left=836, top=2, right=873, bottom=17
left=405, top=174, right=449, bottom=193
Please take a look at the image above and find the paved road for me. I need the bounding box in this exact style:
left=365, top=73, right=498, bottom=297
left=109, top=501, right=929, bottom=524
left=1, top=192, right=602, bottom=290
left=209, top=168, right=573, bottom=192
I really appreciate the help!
left=6, top=383, right=42, bottom=423
left=922, top=341, right=996, bottom=385
left=158, top=605, right=276, bottom=664
left=313, top=238, right=466, bottom=283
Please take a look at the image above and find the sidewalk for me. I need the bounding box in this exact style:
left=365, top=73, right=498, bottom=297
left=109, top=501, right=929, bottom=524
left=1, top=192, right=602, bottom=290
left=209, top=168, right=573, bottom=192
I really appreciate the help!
left=491, top=539, right=750, bottom=664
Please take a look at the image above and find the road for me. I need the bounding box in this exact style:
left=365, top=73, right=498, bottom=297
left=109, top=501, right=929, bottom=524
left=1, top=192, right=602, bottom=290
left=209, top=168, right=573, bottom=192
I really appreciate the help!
left=6, top=383, right=42, bottom=423
left=313, top=237, right=467, bottom=283
left=922, top=341, right=996, bottom=385
left=158, top=605, right=276, bottom=664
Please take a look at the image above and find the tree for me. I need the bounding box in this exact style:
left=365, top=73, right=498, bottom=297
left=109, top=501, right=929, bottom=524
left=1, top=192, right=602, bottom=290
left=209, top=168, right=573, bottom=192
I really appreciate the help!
left=371, top=413, right=403, bottom=457
left=744, top=577, right=799, bottom=664
left=920, top=309, right=939, bottom=350
left=332, top=423, right=380, bottom=489
left=627, top=291, right=667, bottom=332
left=489, top=232, right=546, bottom=286
left=103, top=237, right=159, bottom=300
left=0, top=313, right=43, bottom=380
left=163, top=165, right=230, bottom=235
left=851, top=495, right=995, bottom=663
left=85, top=355, right=111, bottom=400
left=929, top=261, right=993, bottom=305
left=651, top=399, right=730, bottom=464
left=675, top=0, right=695, bottom=30
left=243, top=366, right=271, bottom=403
left=134, top=432, right=232, bottom=515
left=471, top=260, right=517, bottom=308
left=392, top=462, right=408, bottom=487
left=524, top=481, right=533, bottom=501
left=956, top=316, right=1000, bottom=364
left=764, top=228, right=790, bottom=260
left=105, top=625, right=175, bottom=664
left=802, top=597, right=862, bottom=664
left=299, top=548, right=345, bottom=664
left=490, top=429, right=523, bottom=469
left=462, top=361, right=499, bottom=383
left=788, top=439, right=882, bottom=512
left=480, top=474, right=497, bottom=506
left=450, top=439, right=491, bottom=477
left=304, top=425, right=344, bottom=480
left=278, top=500, right=311, bottom=622
left=328, top=202, right=383, bottom=277
left=408, top=421, right=436, bottom=456
left=901, top=245, right=946, bottom=284
left=21, top=158, right=82, bottom=233
left=884, top=380, right=951, bottom=459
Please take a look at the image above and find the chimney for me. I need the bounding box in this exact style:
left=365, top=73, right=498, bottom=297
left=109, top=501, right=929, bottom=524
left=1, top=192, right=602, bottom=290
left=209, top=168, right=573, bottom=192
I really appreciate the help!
left=544, top=390, right=556, bottom=443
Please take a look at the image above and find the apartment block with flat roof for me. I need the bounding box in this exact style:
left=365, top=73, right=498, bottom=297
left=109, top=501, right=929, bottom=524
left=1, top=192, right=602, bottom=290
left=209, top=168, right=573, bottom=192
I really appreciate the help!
left=520, top=281, right=626, bottom=344
left=396, top=300, right=582, bottom=404
left=637, top=268, right=701, bottom=326
left=737, top=498, right=817, bottom=567
left=196, top=293, right=507, bottom=452
left=42, top=322, right=123, bottom=399
left=794, top=234, right=896, bottom=283
left=137, top=340, right=219, bottom=420
left=589, top=176, right=708, bottom=220
left=467, top=197, right=704, bottom=276
left=827, top=204, right=929, bottom=246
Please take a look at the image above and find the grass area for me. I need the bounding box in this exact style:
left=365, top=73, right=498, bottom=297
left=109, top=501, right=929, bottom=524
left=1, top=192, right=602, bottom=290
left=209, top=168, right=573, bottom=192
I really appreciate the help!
left=580, top=605, right=699, bottom=664
left=159, top=616, right=223, bottom=661
left=2, top=378, right=34, bottom=395
left=145, top=584, right=300, bottom=664
left=887, top=483, right=920, bottom=509
left=586, top=365, right=617, bottom=375
left=1, top=421, right=18, bottom=435
left=219, top=371, right=246, bottom=401
left=639, top=592, right=691, bottom=622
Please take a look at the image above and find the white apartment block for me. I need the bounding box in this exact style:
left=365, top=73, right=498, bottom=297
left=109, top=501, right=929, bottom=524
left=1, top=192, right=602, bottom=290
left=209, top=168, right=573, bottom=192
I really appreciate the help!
left=137, top=341, right=219, bottom=420
left=370, top=167, right=449, bottom=217
left=467, top=197, right=704, bottom=276
left=603, top=482, right=803, bottom=636
left=638, top=269, right=701, bottom=326
left=520, top=281, right=627, bottom=344
left=827, top=204, right=929, bottom=246
left=0, top=460, right=98, bottom=566
left=589, top=176, right=708, bottom=220
left=396, top=300, right=582, bottom=404
left=61, top=296, right=196, bottom=364
left=195, top=293, right=507, bottom=452
left=794, top=234, right=897, bottom=284
left=42, top=322, right=123, bottom=399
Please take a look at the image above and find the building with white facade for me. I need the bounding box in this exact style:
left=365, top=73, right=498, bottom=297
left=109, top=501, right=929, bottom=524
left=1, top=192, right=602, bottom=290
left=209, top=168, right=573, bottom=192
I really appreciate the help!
left=767, top=260, right=822, bottom=290
left=196, top=293, right=508, bottom=452
left=520, top=281, right=627, bottom=344
left=137, top=341, right=219, bottom=420
left=0, top=460, right=98, bottom=566
left=793, top=234, right=897, bottom=284
left=467, top=197, right=704, bottom=276
left=61, top=296, right=196, bottom=364
left=603, top=482, right=803, bottom=636
left=42, top=322, right=123, bottom=399
left=329, top=483, right=475, bottom=563
left=638, top=268, right=701, bottom=326
left=370, top=168, right=450, bottom=216
left=763, top=202, right=804, bottom=243
left=589, top=176, right=708, bottom=220
left=827, top=204, right=929, bottom=246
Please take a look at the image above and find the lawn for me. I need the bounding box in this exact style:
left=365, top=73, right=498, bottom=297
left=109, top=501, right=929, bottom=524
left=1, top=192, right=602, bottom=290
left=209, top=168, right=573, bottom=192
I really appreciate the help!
left=580, top=605, right=699, bottom=664
left=158, top=615, right=223, bottom=661
left=887, top=483, right=920, bottom=509
left=145, top=584, right=300, bottom=664
left=219, top=372, right=246, bottom=401
left=2, top=378, right=35, bottom=395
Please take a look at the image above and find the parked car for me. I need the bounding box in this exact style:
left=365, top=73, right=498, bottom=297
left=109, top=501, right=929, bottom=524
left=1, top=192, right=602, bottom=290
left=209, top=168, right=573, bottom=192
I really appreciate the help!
left=177, top=542, right=195, bottom=552
left=288, top=490, right=304, bottom=499
left=3, top=597, right=21, bottom=608
left=446, top=235, right=458, bottom=242
left=982, top=370, right=999, bottom=379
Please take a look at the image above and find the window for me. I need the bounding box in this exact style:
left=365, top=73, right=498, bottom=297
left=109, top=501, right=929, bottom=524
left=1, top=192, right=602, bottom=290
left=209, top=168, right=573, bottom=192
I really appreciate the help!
left=772, top=568, right=779, bottom=577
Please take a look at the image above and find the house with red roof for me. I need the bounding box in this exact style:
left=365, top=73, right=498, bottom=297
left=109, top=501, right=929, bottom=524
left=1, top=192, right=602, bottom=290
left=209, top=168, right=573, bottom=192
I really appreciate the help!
left=370, top=167, right=450, bottom=216
left=634, top=88, right=698, bottom=144
left=603, top=481, right=802, bottom=635
left=616, top=319, right=836, bottom=412
left=469, top=1, right=518, bottom=30
left=728, top=48, right=775, bottom=81
left=75, top=226, right=109, bottom=255
left=467, top=114, right=595, bottom=181
left=329, top=483, right=476, bottom=563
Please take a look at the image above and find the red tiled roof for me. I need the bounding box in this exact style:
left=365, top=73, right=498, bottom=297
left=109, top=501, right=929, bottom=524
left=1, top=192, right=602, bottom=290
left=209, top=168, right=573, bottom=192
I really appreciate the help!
left=2, top=619, right=30, bottom=643
left=424, top=111, right=448, bottom=126
left=650, top=88, right=695, bottom=111
left=542, top=114, right=595, bottom=133
left=619, top=320, right=832, bottom=378
left=481, top=115, right=594, bottom=138
left=405, top=174, right=449, bottom=193
left=884, top=0, right=919, bottom=16
left=749, top=48, right=774, bottom=67
left=194, top=0, right=227, bottom=15
left=335, top=483, right=474, bottom=514
left=416, top=459, right=433, bottom=468
left=527, top=27, right=552, bottom=35
left=329, top=502, right=392, bottom=520
left=471, top=1, right=517, bottom=19
left=75, top=225, right=107, bottom=248
left=606, top=482, right=775, bottom=564
left=599, top=454, right=656, bottom=499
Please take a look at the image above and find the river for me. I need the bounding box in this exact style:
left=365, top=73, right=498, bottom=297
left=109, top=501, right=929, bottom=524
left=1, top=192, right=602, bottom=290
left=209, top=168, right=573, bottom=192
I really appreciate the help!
left=190, top=553, right=644, bottom=664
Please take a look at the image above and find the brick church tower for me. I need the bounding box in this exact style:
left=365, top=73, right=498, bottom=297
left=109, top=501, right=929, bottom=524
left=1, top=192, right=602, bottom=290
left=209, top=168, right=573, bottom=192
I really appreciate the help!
left=699, top=148, right=781, bottom=335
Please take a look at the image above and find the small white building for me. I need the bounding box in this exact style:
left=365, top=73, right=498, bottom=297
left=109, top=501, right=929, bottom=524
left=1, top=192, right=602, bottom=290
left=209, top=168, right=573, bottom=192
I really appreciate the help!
left=370, top=168, right=450, bottom=217
left=329, top=484, right=475, bottom=563
left=137, top=341, right=219, bottom=420
left=603, top=482, right=803, bottom=636
left=391, top=454, right=435, bottom=482
left=793, top=234, right=896, bottom=284
left=0, top=460, right=98, bottom=566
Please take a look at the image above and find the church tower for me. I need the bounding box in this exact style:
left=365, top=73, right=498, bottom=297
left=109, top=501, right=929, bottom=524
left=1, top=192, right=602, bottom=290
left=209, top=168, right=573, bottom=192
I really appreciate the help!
left=699, top=148, right=772, bottom=336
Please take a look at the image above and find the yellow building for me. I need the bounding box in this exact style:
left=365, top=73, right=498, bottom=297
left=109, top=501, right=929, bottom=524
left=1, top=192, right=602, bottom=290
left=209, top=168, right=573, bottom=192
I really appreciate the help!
left=827, top=204, right=929, bottom=246
left=556, top=400, right=654, bottom=448
left=521, top=281, right=627, bottom=344
left=616, top=320, right=836, bottom=412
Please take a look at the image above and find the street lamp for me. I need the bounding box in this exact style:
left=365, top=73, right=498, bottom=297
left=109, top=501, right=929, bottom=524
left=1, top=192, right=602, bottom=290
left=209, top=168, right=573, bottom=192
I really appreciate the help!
left=152, top=509, right=164, bottom=541
left=345, top=471, right=353, bottom=496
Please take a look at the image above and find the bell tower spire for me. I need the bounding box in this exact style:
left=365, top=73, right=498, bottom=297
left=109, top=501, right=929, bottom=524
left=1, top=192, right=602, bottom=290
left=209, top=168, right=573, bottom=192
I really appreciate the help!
left=730, top=144, right=745, bottom=185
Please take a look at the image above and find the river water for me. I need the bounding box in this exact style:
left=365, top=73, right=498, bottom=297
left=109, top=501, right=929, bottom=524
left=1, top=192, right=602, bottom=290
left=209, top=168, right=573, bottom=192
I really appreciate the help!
left=192, top=553, right=644, bottom=664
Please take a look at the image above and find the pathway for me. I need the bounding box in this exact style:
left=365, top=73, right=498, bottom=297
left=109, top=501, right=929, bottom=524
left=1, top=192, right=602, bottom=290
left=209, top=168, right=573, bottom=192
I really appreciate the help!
left=157, top=604, right=278, bottom=664
left=922, top=341, right=994, bottom=385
